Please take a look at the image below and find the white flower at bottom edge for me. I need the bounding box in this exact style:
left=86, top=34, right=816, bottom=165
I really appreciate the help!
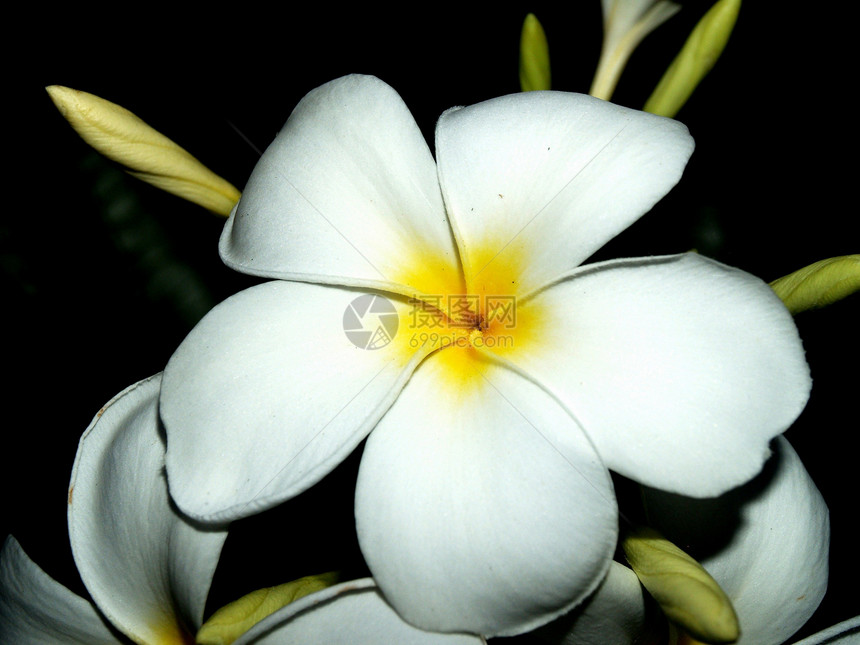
left=0, top=375, right=225, bottom=644
left=158, top=74, right=811, bottom=638
left=537, top=435, right=838, bottom=645
left=0, top=375, right=476, bottom=645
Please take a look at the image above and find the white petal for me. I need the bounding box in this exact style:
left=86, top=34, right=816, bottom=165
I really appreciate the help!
left=643, top=436, right=830, bottom=645
left=220, top=74, right=462, bottom=298
left=233, top=578, right=486, bottom=645
left=0, top=536, right=122, bottom=645
left=435, top=90, right=693, bottom=297
left=793, top=616, right=860, bottom=645
left=508, top=253, right=810, bottom=496
left=355, top=348, right=617, bottom=637
left=161, top=280, right=427, bottom=522
left=537, top=561, right=650, bottom=645
left=68, top=374, right=228, bottom=644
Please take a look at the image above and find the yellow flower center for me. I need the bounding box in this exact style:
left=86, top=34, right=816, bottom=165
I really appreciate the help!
left=391, top=236, right=545, bottom=387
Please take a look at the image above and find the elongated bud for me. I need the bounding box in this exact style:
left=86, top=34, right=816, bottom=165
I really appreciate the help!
left=644, top=0, right=741, bottom=117
left=46, top=85, right=241, bottom=216
left=623, top=527, right=739, bottom=644
left=590, top=0, right=681, bottom=101
left=196, top=572, right=339, bottom=645
left=520, top=13, right=551, bottom=92
left=770, top=255, right=860, bottom=314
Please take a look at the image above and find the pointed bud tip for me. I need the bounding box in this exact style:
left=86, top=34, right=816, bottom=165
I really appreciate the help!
left=45, top=84, right=79, bottom=116
left=644, top=0, right=741, bottom=117
left=519, top=12, right=551, bottom=92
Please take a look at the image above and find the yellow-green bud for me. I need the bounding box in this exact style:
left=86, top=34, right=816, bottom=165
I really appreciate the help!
left=520, top=13, right=551, bottom=92
left=46, top=85, right=241, bottom=216
left=644, top=0, right=741, bottom=117
left=196, top=572, right=339, bottom=645
left=770, top=255, right=860, bottom=314
left=623, top=527, right=739, bottom=644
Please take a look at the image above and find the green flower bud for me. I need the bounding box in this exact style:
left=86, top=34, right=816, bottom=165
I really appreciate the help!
left=196, top=572, right=340, bottom=644
left=623, top=527, right=739, bottom=644
left=520, top=13, right=551, bottom=92
left=644, top=0, right=741, bottom=117
left=46, top=85, right=241, bottom=216
left=770, top=255, right=860, bottom=314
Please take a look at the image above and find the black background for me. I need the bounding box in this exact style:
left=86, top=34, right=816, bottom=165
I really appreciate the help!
left=4, top=2, right=858, bottom=641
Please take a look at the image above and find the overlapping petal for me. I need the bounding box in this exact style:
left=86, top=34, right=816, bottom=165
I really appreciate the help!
left=507, top=253, right=811, bottom=497
left=233, top=578, right=486, bottom=644
left=220, top=74, right=462, bottom=298
left=355, top=350, right=617, bottom=637
left=537, top=561, right=651, bottom=645
left=1, top=375, right=228, bottom=645
left=69, top=374, right=228, bottom=644
left=436, top=90, right=693, bottom=297
left=539, top=438, right=829, bottom=645
left=643, top=436, right=830, bottom=645
left=0, top=536, right=122, bottom=644
left=794, top=616, right=860, bottom=645
left=161, top=280, right=430, bottom=522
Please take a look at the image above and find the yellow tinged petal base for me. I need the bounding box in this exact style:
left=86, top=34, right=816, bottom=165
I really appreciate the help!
left=769, top=255, right=860, bottom=315
left=145, top=615, right=196, bottom=645
left=46, top=85, right=241, bottom=215
left=391, top=236, right=545, bottom=389
left=196, top=572, right=339, bottom=645
left=623, top=527, right=739, bottom=644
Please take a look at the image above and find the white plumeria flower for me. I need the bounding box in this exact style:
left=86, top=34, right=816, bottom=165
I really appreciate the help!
left=159, top=74, right=811, bottom=637
left=0, top=375, right=476, bottom=645
left=546, top=436, right=833, bottom=645
left=0, top=374, right=228, bottom=644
